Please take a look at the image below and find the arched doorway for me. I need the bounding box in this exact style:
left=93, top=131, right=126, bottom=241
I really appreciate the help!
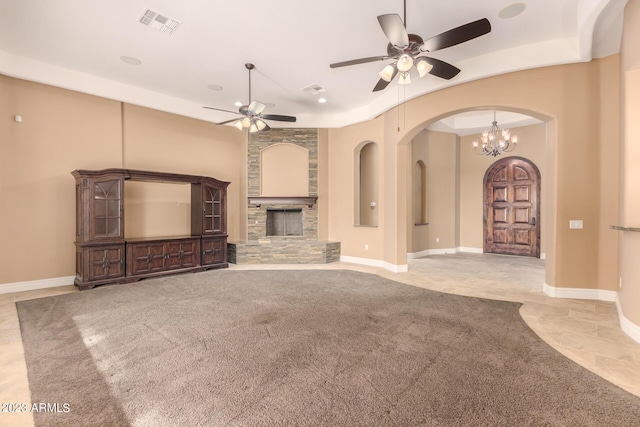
left=483, top=156, right=541, bottom=258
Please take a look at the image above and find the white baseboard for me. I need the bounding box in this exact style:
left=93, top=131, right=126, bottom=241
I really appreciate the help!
left=0, top=275, right=75, bottom=295
left=543, top=283, right=640, bottom=345
left=616, top=295, right=640, bottom=344
left=340, top=256, right=408, bottom=273
left=457, top=247, right=483, bottom=254
left=407, top=248, right=458, bottom=259
left=542, top=283, right=617, bottom=301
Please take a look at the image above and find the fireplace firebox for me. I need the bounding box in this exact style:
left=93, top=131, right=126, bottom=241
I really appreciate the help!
left=266, top=209, right=303, bottom=236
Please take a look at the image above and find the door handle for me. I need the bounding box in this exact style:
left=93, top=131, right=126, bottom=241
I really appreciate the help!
left=531, top=217, right=536, bottom=226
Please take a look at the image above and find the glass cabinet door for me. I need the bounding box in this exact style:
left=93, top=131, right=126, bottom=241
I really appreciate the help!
left=204, top=186, right=222, bottom=233
left=92, top=179, right=122, bottom=239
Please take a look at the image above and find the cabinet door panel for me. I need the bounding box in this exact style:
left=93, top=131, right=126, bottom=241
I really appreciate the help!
left=202, top=237, right=226, bottom=265
left=88, top=246, right=124, bottom=280
left=180, top=240, right=199, bottom=268
left=130, top=243, right=165, bottom=275
left=165, top=242, right=183, bottom=270
left=166, top=240, right=199, bottom=269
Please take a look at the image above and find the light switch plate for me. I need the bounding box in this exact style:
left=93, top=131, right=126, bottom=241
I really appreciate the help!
left=569, top=220, right=583, bottom=229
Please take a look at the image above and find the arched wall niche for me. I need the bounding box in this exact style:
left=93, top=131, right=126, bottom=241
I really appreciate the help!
left=260, top=143, right=309, bottom=196
left=353, top=141, right=379, bottom=227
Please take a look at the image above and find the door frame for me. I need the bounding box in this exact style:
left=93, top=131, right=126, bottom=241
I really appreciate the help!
left=483, top=156, right=541, bottom=258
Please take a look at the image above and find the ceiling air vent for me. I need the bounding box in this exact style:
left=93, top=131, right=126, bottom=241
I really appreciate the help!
left=139, top=9, right=181, bottom=35
left=301, top=84, right=327, bottom=95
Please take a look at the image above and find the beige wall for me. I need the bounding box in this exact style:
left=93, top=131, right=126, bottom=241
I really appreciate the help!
left=0, top=76, right=122, bottom=283
left=0, top=77, right=245, bottom=284
left=328, top=116, right=385, bottom=260
left=122, top=104, right=245, bottom=241
left=409, top=130, right=458, bottom=253
left=619, top=0, right=640, bottom=325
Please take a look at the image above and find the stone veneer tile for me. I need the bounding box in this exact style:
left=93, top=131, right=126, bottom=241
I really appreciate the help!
left=247, top=129, right=319, bottom=241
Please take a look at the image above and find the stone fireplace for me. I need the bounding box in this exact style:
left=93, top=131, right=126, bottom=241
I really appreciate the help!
left=227, top=129, right=340, bottom=264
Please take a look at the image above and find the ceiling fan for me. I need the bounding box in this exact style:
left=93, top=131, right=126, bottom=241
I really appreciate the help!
left=330, top=2, right=491, bottom=91
left=203, top=63, right=296, bottom=132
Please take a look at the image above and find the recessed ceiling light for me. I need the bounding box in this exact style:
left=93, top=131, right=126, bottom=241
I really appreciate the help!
left=318, top=98, right=327, bottom=103
left=207, top=84, right=223, bottom=91
left=499, top=2, right=527, bottom=19
left=120, top=56, right=142, bottom=65
left=234, top=101, right=243, bottom=107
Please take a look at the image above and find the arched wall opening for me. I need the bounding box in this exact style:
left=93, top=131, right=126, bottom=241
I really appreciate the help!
left=327, top=59, right=618, bottom=291
left=405, top=108, right=550, bottom=262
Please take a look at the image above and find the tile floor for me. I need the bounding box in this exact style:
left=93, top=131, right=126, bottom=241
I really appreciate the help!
left=1, top=253, right=639, bottom=426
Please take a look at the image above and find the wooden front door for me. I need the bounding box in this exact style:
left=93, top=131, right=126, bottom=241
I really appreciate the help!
left=484, top=157, right=540, bottom=258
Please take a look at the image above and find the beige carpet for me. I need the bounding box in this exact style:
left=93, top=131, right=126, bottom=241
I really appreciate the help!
left=16, top=269, right=640, bottom=426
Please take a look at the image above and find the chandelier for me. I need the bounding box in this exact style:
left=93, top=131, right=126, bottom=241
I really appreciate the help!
left=472, top=111, right=518, bottom=157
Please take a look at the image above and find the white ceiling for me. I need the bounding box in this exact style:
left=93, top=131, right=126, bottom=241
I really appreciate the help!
left=0, top=0, right=628, bottom=129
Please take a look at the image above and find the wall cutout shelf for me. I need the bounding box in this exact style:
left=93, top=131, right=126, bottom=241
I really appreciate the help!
left=610, top=225, right=640, bottom=232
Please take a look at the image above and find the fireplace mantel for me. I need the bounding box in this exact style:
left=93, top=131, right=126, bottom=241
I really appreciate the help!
left=248, top=196, right=318, bottom=208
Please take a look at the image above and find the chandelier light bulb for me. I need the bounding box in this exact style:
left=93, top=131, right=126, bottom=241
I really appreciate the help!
left=471, top=111, right=520, bottom=157
left=241, top=117, right=251, bottom=128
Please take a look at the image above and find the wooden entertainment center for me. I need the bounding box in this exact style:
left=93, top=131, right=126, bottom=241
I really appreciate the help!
left=72, top=168, right=229, bottom=290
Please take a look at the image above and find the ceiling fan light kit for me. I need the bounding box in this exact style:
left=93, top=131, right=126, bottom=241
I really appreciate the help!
left=329, top=2, right=491, bottom=92
left=416, top=58, right=433, bottom=77
left=203, top=63, right=297, bottom=133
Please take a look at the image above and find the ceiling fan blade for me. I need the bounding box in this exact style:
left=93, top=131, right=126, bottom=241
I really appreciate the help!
left=372, top=67, right=398, bottom=92
left=421, top=18, right=491, bottom=53
left=330, top=56, right=388, bottom=68
left=261, top=114, right=297, bottom=123
left=420, top=57, right=461, bottom=80
left=377, top=14, right=409, bottom=48
left=203, top=106, right=239, bottom=115
left=248, top=101, right=266, bottom=114
left=215, top=118, right=241, bottom=126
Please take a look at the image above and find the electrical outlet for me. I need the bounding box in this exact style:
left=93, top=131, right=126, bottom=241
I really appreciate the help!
left=436, top=237, right=440, bottom=243
left=619, top=277, right=623, bottom=289
left=364, top=244, right=369, bottom=251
